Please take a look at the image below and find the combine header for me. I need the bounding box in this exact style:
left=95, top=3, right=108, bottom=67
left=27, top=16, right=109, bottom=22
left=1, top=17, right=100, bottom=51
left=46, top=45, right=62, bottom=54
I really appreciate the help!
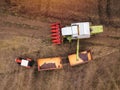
left=51, top=22, right=62, bottom=44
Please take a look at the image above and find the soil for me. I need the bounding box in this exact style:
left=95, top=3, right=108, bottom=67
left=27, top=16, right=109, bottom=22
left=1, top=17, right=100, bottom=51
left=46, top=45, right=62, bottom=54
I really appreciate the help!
left=0, top=1, right=120, bottom=90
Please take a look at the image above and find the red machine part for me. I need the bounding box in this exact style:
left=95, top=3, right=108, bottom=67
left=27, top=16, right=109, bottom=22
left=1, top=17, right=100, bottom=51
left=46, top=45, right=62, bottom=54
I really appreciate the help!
left=51, top=22, right=62, bottom=45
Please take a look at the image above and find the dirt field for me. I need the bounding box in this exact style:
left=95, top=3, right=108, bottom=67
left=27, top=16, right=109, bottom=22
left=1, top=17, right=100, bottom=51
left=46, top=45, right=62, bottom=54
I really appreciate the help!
left=0, top=1, right=120, bottom=90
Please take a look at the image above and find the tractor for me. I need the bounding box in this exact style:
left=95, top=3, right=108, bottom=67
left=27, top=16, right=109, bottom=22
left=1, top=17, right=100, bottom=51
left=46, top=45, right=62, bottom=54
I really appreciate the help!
left=15, top=57, right=34, bottom=68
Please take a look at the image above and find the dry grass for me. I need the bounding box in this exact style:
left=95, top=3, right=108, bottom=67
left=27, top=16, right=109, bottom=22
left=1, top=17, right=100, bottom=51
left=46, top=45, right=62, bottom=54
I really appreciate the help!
left=10, top=0, right=98, bottom=19
left=0, top=21, right=119, bottom=90
left=7, top=0, right=120, bottom=26
left=0, top=1, right=120, bottom=90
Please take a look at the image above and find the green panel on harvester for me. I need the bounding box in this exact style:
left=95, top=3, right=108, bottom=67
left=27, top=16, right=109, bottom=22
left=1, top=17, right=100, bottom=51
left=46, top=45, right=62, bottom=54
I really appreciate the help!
left=90, top=25, right=103, bottom=35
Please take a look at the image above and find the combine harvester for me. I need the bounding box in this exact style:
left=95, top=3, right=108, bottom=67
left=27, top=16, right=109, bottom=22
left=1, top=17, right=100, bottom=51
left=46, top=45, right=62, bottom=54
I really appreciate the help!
left=51, top=22, right=103, bottom=44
